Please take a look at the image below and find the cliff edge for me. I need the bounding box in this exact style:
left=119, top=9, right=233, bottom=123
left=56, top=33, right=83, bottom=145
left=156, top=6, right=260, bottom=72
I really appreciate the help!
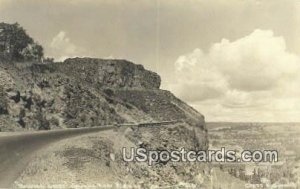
left=0, top=58, right=207, bottom=147
left=1, top=58, right=209, bottom=187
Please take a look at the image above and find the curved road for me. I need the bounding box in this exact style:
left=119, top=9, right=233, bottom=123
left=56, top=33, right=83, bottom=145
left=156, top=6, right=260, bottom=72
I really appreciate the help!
left=0, top=126, right=115, bottom=188
left=0, top=121, right=180, bottom=188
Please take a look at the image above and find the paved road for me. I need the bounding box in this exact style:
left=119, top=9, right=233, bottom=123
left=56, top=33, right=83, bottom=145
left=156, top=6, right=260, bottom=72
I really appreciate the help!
left=0, top=126, right=114, bottom=188
left=0, top=121, right=180, bottom=188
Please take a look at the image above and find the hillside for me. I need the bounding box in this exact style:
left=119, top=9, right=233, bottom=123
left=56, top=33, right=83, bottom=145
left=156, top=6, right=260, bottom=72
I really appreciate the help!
left=0, top=58, right=210, bottom=187
left=0, top=58, right=207, bottom=147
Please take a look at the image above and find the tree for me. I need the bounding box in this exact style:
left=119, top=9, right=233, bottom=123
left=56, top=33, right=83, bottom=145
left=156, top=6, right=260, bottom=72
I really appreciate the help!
left=21, top=43, right=44, bottom=61
left=0, top=22, right=44, bottom=61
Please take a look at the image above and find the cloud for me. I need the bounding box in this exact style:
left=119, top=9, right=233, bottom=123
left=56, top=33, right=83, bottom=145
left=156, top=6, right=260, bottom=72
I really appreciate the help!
left=49, top=31, right=89, bottom=61
left=169, top=29, right=300, bottom=122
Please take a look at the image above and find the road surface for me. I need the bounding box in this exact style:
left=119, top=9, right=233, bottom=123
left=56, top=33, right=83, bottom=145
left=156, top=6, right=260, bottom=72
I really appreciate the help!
left=0, top=121, right=180, bottom=188
left=0, top=126, right=115, bottom=188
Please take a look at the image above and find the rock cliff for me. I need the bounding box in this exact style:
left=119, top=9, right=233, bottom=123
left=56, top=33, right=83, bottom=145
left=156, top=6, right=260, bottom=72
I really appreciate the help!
left=1, top=57, right=210, bottom=187
left=0, top=58, right=207, bottom=149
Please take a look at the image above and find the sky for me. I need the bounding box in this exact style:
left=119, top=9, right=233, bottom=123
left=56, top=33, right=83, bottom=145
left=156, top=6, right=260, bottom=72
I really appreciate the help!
left=0, top=0, right=299, bottom=122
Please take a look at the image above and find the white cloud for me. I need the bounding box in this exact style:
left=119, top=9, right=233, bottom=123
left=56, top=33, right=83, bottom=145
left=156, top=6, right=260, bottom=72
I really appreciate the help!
left=169, top=29, right=300, bottom=122
left=49, top=31, right=89, bottom=61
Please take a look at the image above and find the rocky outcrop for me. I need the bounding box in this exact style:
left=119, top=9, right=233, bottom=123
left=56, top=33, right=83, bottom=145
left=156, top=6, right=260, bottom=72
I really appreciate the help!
left=0, top=58, right=207, bottom=149
left=1, top=58, right=209, bottom=187
left=0, top=87, right=8, bottom=115
left=30, top=58, right=161, bottom=89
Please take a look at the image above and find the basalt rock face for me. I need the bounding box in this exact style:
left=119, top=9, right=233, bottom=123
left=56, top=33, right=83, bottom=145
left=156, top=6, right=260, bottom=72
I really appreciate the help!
left=31, top=58, right=161, bottom=89
left=0, top=58, right=207, bottom=149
